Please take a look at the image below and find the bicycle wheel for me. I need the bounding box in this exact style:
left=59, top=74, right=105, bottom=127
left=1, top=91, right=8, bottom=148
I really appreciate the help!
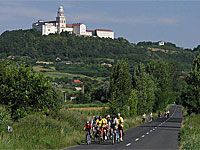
left=111, top=132, right=115, bottom=144
left=86, top=132, right=91, bottom=145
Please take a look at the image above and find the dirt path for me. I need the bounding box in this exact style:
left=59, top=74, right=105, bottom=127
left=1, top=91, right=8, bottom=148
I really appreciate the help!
left=67, top=107, right=109, bottom=111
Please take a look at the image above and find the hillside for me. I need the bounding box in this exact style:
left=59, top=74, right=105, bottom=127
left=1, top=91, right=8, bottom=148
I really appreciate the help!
left=0, top=29, right=196, bottom=73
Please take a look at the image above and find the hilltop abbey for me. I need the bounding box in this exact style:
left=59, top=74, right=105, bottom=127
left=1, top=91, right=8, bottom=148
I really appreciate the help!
left=32, top=6, right=114, bottom=39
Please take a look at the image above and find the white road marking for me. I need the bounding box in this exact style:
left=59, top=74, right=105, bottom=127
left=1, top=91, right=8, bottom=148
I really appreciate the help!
left=153, top=128, right=155, bottom=131
left=150, top=130, right=152, bottom=132
left=135, top=138, right=139, bottom=141
left=146, top=132, right=149, bottom=135
left=141, top=135, right=145, bottom=138
left=126, top=143, right=131, bottom=146
left=155, top=127, right=157, bottom=129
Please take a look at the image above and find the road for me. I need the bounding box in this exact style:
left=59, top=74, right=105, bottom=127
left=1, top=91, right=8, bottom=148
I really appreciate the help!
left=67, top=105, right=183, bottom=150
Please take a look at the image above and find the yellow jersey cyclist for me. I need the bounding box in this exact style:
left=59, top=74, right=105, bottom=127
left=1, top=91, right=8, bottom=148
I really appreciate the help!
left=117, top=113, right=124, bottom=142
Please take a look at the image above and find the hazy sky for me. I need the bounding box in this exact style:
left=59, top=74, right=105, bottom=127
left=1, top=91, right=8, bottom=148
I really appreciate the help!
left=0, top=0, right=200, bottom=48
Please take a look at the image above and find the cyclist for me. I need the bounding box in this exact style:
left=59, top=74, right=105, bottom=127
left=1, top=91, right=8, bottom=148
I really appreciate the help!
left=149, top=112, right=153, bottom=122
left=166, top=110, right=170, bottom=118
left=96, top=116, right=104, bottom=141
left=84, top=121, right=92, bottom=143
left=158, top=111, right=161, bottom=118
left=92, top=116, right=98, bottom=138
left=110, top=115, right=119, bottom=144
left=102, top=116, right=108, bottom=140
left=106, top=115, right=112, bottom=139
left=142, top=113, right=146, bottom=122
left=117, top=113, right=124, bottom=142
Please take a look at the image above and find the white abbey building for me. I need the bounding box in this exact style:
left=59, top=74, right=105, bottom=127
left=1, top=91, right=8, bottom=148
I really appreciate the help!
left=32, top=6, right=114, bottom=39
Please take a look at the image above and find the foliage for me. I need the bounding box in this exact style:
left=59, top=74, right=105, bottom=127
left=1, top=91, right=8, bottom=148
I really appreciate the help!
left=0, top=61, right=62, bottom=119
left=180, top=115, right=200, bottom=149
left=146, top=60, right=176, bottom=111
left=128, top=89, right=138, bottom=116
left=110, top=60, right=132, bottom=116
left=0, top=29, right=195, bottom=74
left=180, top=53, right=200, bottom=114
left=133, top=63, right=156, bottom=114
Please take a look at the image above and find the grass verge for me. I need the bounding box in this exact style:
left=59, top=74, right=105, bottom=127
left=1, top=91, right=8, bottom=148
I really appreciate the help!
left=0, top=110, right=87, bottom=149
left=180, top=114, right=200, bottom=149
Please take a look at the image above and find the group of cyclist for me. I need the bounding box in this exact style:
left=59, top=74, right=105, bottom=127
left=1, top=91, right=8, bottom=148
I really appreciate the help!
left=142, top=112, right=153, bottom=123
left=84, top=110, right=171, bottom=144
left=84, top=113, right=124, bottom=144
left=142, top=110, right=170, bottom=123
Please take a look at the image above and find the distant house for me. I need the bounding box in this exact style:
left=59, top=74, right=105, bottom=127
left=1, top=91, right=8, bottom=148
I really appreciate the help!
left=73, top=79, right=82, bottom=83
left=73, top=79, right=84, bottom=94
left=159, top=41, right=165, bottom=46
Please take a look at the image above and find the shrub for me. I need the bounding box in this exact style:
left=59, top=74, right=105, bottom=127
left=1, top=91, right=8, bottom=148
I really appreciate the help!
left=0, top=61, right=62, bottom=119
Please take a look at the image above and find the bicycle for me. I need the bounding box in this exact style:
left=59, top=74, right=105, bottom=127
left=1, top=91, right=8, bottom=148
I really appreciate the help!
left=93, top=126, right=102, bottom=144
left=111, top=128, right=120, bottom=144
left=86, top=130, right=91, bottom=145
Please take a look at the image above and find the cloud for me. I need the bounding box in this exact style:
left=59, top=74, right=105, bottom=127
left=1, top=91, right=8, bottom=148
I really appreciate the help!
left=0, top=2, right=55, bottom=22
left=159, top=18, right=178, bottom=25
left=67, top=12, right=178, bottom=26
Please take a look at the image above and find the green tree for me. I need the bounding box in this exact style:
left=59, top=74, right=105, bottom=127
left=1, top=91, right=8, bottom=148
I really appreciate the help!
left=181, top=53, right=200, bottom=114
left=0, top=61, right=62, bottom=119
left=110, top=60, right=132, bottom=116
left=128, top=89, right=138, bottom=116
left=133, top=63, right=156, bottom=114
left=146, top=61, right=175, bottom=111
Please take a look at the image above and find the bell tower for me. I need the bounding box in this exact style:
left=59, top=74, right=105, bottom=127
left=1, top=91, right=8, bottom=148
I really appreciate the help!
left=56, top=6, right=66, bottom=33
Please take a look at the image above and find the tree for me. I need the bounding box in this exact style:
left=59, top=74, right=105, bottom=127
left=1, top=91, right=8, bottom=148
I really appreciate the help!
left=110, top=60, right=132, bottom=116
left=128, top=89, right=138, bottom=116
left=181, top=53, right=200, bottom=114
left=0, top=61, right=62, bottom=119
left=146, top=61, right=175, bottom=111
left=133, top=63, right=156, bottom=114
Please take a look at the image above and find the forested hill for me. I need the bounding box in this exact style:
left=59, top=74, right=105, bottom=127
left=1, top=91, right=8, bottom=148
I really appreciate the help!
left=0, top=29, right=197, bottom=71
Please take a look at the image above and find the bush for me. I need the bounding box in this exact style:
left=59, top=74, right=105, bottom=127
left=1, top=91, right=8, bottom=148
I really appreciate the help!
left=0, top=61, right=62, bottom=119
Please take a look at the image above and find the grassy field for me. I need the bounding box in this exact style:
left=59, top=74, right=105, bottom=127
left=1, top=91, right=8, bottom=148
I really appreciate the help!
left=180, top=114, right=200, bottom=150
left=33, top=65, right=104, bottom=82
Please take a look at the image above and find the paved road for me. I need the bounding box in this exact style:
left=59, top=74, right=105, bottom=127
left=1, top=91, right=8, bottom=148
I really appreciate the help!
left=68, top=105, right=183, bottom=150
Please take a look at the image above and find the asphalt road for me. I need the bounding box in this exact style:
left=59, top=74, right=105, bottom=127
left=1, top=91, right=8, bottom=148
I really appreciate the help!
left=67, top=105, right=183, bottom=150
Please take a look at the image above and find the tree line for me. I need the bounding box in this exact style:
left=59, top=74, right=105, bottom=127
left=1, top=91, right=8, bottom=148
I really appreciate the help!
left=110, top=54, right=200, bottom=116
left=109, top=59, right=178, bottom=116
left=0, top=29, right=195, bottom=72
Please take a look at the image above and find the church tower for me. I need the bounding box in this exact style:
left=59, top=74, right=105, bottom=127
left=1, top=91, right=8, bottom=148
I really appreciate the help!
left=56, top=6, right=66, bottom=33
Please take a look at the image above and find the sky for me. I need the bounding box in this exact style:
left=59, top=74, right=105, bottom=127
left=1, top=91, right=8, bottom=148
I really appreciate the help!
left=0, top=0, right=200, bottom=48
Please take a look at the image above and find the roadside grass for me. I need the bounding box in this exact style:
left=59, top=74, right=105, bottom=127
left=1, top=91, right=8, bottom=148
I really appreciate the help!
left=0, top=110, right=87, bottom=149
left=180, top=114, right=200, bottom=150
left=124, top=116, right=142, bottom=130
